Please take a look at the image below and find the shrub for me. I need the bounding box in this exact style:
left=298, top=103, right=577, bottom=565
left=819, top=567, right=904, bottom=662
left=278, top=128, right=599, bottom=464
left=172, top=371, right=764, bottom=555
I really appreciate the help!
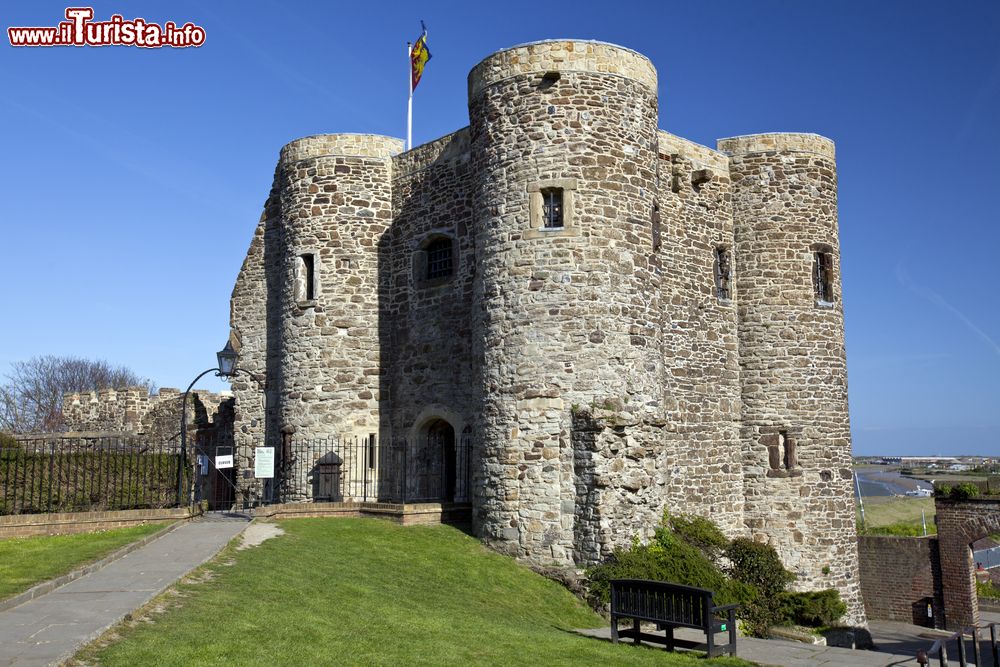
left=587, top=516, right=748, bottom=608
left=780, top=590, right=847, bottom=627
left=668, top=514, right=729, bottom=561
left=977, top=579, right=1000, bottom=599
left=951, top=483, right=981, bottom=500
left=724, top=538, right=796, bottom=636
left=725, top=537, right=795, bottom=595
left=0, top=432, right=19, bottom=449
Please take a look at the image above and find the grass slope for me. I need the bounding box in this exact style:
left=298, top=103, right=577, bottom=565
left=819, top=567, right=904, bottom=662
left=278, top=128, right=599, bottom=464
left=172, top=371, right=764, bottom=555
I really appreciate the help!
left=857, top=496, right=935, bottom=534
left=79, top=518, right=753, bottom=666
left=0, top=522, right=168, bottom=600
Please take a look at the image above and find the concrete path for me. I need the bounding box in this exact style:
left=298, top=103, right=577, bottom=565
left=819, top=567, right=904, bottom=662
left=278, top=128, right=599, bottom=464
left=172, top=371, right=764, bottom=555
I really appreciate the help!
left=578, top=616, right=1000, bottom=666
left=0, top=514, right=248, bottom=667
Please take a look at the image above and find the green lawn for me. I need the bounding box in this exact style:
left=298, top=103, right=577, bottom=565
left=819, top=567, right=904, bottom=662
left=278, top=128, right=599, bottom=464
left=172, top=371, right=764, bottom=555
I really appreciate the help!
left=0, top=522, right=169, bottom=600
left=77, top=518, right=754, bottom=666
left=857, top=496, right=936, bottom=535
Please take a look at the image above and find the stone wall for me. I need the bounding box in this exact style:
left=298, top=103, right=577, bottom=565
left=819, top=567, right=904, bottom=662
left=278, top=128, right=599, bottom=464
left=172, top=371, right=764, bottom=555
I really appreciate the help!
left=384, top=129, right=476, bottom=440
left=63, top=386, right=232, bottom=442
left=470, top=41, right=663, bottom=563
left=656, top=131, right=744, bottom=539
left=857, top=535, right=944, bottom=627
left=722, top=133, right=865, bottom=625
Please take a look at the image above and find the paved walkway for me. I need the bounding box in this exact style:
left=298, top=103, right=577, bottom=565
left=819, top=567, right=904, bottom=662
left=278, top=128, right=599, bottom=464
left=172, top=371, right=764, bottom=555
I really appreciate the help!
left=0, top=514, right=248, bottom=667
left=578, top=614, right=1000, bottom=666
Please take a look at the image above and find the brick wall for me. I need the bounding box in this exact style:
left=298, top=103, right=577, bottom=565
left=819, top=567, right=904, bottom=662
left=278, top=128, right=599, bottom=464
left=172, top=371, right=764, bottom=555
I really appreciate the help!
left=0, top=507, right=194, bottom=538
left=936, top=497, right=1000, bottom=629
left=857, top=535, right=944, bottom=628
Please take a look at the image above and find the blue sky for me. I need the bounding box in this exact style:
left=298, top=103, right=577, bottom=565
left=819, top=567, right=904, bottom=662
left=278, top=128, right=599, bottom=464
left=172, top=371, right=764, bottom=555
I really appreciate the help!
left=1, top=1, right=997, bottom=455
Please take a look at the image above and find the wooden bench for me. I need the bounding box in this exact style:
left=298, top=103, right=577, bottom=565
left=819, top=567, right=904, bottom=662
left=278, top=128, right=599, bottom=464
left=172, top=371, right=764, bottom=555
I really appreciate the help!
left=610, top=579, right=739, bottom=658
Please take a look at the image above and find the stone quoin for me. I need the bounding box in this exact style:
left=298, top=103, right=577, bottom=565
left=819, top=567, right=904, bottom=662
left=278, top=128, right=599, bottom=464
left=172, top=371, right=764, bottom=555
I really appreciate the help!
left=226, top=39, right=866, bottom=625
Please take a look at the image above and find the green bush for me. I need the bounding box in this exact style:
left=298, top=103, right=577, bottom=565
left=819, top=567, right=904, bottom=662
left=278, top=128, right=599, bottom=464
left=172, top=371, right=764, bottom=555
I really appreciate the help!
left=978, top=579, right=1000, bottom=599
left=780, top=590, right=847, bottom=627
left=668, top=513, right=729, bottom=560
left=723, top=538, right=796, bottom=636
left=0, top=432, right=19, bottom=449
left=587, top=519, right=749, bottom=608
left=951, top=483, right=981, bottom=500
left=725, top=537, right=795, bottom=595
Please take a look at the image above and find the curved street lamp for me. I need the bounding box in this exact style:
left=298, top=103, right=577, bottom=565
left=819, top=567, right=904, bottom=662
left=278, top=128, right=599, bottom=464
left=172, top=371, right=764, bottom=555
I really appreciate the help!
left=177, top=341, right=264, bottom=506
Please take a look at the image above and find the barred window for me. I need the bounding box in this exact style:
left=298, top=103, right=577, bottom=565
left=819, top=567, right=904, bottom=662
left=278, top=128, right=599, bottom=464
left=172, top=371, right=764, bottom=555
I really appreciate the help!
left=541, top=188, right=563, bottom=229
left=426, top=238, right=453, bottom=279
left=713, top=247, right=731, bottom=301
left=813, top=251, right=834, bottom=303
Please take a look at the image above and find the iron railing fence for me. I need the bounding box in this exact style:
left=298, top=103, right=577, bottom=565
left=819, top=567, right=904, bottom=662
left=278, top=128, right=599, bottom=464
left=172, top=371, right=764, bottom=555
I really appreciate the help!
left=924, top=622, right=999, bottom=667
left=1, top=435, right=186, bottom=515
left=271, top=434, right=473, bottom=505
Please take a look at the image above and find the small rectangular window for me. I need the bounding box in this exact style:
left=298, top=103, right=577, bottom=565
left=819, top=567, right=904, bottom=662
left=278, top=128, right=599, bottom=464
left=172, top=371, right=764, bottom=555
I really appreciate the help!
left=714, top=247, right=731, bottom=300
left=541, top=188, right=563, bottom=229
left=368, top=433, right=376, bottom=470
left=813, top=251, right=834, bottom=303
left=425, top=238, right=453, bottom=280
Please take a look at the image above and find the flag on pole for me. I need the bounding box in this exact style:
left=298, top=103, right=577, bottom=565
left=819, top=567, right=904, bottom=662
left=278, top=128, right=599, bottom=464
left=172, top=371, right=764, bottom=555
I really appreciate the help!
left=410, top=21, right=431, bottom=91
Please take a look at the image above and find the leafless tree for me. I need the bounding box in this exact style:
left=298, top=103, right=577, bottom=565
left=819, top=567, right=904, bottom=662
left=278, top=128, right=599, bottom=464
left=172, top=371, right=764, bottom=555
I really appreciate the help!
left=0, top=356, right=153, bottom=433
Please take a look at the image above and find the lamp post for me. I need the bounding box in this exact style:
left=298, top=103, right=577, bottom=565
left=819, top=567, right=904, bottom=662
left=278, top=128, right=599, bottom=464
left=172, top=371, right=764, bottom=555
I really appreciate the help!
left=177, top=341, right=263, bottom=506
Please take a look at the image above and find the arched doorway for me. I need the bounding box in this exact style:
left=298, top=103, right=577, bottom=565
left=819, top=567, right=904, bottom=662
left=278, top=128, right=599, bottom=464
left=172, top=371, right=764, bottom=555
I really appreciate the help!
left=425, top=419, right=456, bottom=502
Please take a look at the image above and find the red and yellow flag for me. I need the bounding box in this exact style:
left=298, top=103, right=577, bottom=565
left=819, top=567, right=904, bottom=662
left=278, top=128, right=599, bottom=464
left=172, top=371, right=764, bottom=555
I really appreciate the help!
left=410, top=23, right=431, bottom=91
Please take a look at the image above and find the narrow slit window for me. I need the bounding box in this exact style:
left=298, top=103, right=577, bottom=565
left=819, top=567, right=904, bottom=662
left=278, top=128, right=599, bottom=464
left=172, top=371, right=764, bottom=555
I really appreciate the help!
left=541, top=188, right=564, bottom=229
left=367, top=433, right=376, bottom=470
left=813, top=251, right=834, bottom=303
left=297, top=253, right=316, bottom=302
left=713, top=247, right=731, bottom=300
left=425, top=238, right=453, bottom=279
left=652, top=204, right=661, bottom=251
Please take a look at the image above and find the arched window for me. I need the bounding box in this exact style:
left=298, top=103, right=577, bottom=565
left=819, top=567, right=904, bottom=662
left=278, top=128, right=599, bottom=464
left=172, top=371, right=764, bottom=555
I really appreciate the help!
left=425, top=237, right=453, bottom=280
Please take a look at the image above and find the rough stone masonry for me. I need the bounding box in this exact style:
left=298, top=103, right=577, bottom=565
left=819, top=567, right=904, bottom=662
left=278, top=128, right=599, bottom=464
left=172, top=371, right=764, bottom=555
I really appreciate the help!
left=227, top=39, right=866, bottom=625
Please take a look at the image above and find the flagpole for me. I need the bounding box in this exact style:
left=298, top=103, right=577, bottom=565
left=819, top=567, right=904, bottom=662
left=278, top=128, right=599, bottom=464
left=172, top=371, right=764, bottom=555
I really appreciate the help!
left=407, top=41, right=413, bottom=151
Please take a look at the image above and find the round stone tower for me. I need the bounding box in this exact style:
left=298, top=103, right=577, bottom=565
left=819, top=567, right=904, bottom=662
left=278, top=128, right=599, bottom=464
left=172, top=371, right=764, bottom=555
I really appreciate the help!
left=468, top=41, right=663, bottom=563
left=274, top=134, right=402, bottom=439
left=720, top=133, right=866, bottom=625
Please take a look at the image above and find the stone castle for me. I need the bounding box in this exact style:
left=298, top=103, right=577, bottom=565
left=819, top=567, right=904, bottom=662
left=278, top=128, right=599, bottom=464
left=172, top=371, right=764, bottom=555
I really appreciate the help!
left=226, top=39, right=865, bottom=624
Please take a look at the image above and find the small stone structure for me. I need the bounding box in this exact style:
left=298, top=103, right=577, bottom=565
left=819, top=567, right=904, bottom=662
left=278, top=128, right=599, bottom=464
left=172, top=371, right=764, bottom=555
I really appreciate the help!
left=227, top=39, right=865, bottom=624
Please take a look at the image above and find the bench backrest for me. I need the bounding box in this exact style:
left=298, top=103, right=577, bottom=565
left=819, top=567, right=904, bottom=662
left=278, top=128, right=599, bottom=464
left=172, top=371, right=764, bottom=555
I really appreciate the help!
left=610, top=579, right=715, bottom=629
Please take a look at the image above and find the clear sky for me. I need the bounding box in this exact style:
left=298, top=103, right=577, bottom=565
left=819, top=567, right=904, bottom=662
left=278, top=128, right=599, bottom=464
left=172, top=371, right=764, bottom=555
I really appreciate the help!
left=1, top=1, right=997, bottom=456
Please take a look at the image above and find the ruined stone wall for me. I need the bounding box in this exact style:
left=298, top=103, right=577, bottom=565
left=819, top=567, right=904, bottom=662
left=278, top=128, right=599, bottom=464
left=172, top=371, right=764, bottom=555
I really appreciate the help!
left=722, top=133, right=865, bottom=625
left=384, top=129, right=476, bottom=440
left=469, top=41, right=663, bottom=563
left=63, top=386, right=231, bottom=442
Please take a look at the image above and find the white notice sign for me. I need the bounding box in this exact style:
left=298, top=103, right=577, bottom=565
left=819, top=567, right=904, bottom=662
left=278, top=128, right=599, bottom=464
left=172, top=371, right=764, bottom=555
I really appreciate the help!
left=254, top=447, right=275, bottom=479
left=216, top=454, right=234, bottom=469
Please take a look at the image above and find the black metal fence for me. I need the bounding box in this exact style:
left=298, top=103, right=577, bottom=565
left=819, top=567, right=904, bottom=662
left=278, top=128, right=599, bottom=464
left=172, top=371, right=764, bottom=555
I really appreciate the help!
left=272, top=433, right=473, bottom=505
left=1, top=435, right=186, bottom=515
left=1, top=429, right=475, bottom=515
left=925, top=621, right=999, bottom=666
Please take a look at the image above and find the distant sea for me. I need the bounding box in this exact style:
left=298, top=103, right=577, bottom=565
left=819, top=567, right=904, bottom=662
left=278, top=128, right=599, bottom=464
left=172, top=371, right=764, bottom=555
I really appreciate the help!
left=854, top=469, right=934, bottom=498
